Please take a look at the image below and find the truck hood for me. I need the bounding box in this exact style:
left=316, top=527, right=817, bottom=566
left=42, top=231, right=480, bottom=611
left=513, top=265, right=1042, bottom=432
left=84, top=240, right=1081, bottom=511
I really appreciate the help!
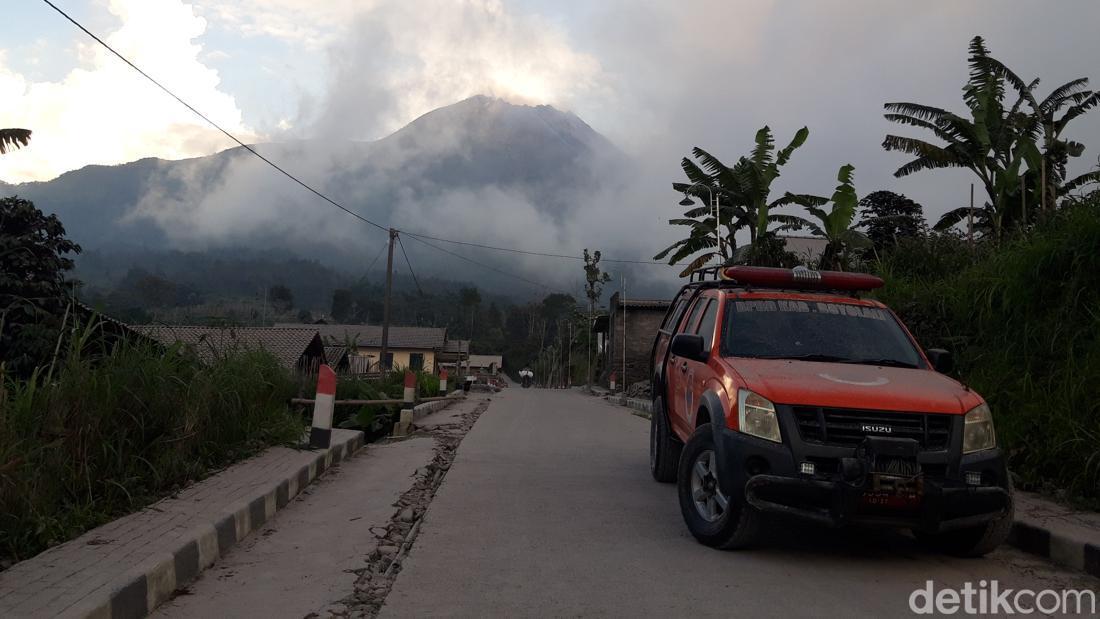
left=727, top=358, right=982, bottom=414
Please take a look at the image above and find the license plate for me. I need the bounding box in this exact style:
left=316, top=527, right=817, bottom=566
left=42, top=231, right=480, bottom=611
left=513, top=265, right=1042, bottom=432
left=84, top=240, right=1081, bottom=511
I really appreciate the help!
left=861, top=473, right=923, bottom=509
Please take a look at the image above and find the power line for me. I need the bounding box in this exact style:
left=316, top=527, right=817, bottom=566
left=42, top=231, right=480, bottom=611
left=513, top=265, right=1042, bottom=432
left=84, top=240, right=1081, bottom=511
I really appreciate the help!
left=395, top=234, right=424, bottom=296
left=42, top=0, right=673, bottom=280
left=399, top=230, right=670, bottom=265
left=402, top=233, right=561, bottom=293
left=39, top=0, right=388, bottom=235
left=365, top=242, right=388, bottom=274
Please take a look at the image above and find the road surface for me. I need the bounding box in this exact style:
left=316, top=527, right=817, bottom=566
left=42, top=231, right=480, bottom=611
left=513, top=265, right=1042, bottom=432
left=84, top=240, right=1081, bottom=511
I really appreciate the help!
left=382, top=388, right=1097, bottom=617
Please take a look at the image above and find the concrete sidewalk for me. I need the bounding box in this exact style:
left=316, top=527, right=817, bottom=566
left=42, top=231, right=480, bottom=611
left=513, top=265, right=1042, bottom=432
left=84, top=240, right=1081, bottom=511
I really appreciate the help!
left=0, top=430, right=363, bottom=619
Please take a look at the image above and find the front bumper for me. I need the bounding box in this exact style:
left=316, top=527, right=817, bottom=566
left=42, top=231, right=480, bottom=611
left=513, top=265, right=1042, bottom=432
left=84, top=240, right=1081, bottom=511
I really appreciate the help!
left=712, top=407, right=1012, bottom=532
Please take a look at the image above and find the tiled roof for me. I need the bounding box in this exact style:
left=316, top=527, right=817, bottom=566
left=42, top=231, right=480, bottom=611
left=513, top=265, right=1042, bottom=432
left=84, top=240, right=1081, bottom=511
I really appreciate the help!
left=275, top=323, right=447, bottom=350
left=619, top=298, right=671, bottom=310
left=441, top=339, right=470, bottom=354
left=467, top=354, right=503, bottom=368
left=323, top=345, right=348, bottom=365
left=135, top=325, right=322, bottom=370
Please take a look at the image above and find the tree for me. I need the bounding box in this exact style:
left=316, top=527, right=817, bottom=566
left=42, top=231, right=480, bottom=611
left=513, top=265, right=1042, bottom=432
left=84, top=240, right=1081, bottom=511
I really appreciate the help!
left=784, top=164, right=870, bottom=271
left=459, top=287, right=481, bottom=338
left=655, top=126, right=810, bottom=276
left=0, top=128, right=31, bottom=154
left=1, top=196, right=82, bottom=377
left=883, top=36, right=1099, bottom=239
left=582, top=249, right=611, bottom=384
left=331, top=289, right=353, bottom=322
left=269, top=284, right=294, bottom=312
left=857, top=190, right=927, bottom=252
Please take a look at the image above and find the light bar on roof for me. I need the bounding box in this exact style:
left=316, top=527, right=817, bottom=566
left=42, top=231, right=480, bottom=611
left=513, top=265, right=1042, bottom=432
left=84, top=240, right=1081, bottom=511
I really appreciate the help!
left=722, top=266, right=884, bottom=292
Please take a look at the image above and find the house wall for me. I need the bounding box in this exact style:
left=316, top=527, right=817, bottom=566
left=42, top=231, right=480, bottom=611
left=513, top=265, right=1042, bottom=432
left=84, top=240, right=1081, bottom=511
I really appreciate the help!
left=605, top=305, right=667, bottom=388
left=352, top=347, right=436, bottom=372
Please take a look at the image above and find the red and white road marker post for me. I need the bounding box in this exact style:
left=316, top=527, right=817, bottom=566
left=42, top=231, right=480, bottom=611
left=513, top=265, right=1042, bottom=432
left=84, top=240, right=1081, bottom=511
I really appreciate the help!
left=310, top=364, right=337, bottom=448
left=439, top=368, right=448, bottom=394
left=609, top=370, right=617, bottom=392
left=393, top=369, right=417, bottom=437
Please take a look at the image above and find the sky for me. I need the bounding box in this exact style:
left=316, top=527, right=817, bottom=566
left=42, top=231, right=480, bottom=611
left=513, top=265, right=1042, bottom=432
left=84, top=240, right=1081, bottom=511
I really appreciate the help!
left=2, top=0, right=1100, bottom=292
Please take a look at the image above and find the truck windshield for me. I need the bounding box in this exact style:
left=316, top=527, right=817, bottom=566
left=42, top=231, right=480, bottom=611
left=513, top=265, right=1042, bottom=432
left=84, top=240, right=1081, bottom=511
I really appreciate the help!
left=721, top=299, right=924, bottom=368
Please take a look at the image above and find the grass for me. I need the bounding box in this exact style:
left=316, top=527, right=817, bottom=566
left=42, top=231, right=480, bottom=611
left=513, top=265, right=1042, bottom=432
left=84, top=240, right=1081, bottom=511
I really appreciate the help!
left=332, top=369, right=447, bottom=432
left=874, top=202, right=1100, bottom=505
left=0, top=319, right=304, bottom=564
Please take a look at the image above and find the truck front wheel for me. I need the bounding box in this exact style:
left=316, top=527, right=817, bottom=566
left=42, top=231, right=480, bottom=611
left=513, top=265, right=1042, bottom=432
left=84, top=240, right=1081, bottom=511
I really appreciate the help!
left=914, top=489, right=1014, bottom=557
left=677, top=423, right=759, bottom=549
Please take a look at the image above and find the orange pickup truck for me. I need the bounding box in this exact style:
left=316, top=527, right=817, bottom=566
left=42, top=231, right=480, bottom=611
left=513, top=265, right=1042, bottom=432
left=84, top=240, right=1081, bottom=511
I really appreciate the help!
left=648, top=266, right=1012, bottom=556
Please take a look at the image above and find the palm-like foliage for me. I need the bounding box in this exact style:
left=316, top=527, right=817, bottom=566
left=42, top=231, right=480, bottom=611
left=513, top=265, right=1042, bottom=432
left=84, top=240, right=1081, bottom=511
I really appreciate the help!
left=0, top=129, right=32, bottom=154
left=884, top=36, right=1100, bottom=239
left=655, top=127, right=810, bottom=276
left=783, top=164, right=870, bottom=270
left=973, top=55, right=1100, bottom=208
left=883, top=37, right=1042, bottom=240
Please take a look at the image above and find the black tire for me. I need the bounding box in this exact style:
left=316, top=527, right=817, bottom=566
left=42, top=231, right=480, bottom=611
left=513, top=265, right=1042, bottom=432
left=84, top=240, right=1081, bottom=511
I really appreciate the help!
left=650, top=396, right=681, bottom=483
left=914, top=482, right=1014, bottom=557
left=677, top=423, right=760, bottom=549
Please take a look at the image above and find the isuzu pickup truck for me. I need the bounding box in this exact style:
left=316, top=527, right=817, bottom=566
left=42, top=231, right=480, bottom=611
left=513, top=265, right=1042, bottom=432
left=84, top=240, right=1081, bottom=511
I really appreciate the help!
left=649, top=266, right=1012, bottom=556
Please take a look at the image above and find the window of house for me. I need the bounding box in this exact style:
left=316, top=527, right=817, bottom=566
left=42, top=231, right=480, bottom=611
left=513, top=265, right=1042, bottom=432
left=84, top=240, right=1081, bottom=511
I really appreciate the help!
left=410, top=353, right=424, bottom=371
left=383, top=353, right=394, bottom=370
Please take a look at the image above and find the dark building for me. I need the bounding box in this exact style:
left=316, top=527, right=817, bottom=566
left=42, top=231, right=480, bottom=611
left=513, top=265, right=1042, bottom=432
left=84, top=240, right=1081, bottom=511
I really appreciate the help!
left=598, top=294, right=671, bottom=389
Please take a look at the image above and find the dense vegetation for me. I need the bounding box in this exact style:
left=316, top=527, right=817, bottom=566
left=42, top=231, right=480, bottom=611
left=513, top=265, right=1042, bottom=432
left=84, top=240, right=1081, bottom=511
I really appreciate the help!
left=874, top=200, right=1100, bottom=504
left=0, top=323, right=303, bottom=563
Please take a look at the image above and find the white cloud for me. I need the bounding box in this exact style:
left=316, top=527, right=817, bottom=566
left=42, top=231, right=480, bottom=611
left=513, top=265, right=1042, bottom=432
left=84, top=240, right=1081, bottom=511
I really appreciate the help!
left=0, top=0, right=252, bottom=182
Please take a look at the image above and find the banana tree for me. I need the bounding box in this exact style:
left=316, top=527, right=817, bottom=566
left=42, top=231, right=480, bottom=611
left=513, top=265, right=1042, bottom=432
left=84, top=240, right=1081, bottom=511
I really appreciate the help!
left=656, top=127, right=810, bottom=275
left=783, top=164, right=870, bottom=271
left=883, top=37, right=1042, bottom=240
left=0, top=129, right=31, bottom=154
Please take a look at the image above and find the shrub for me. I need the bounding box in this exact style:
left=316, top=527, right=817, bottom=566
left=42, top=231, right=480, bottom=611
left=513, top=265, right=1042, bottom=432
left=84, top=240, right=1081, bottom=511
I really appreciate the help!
left=0, top=321, right=303, bottom=562
left=875, top=203, right=1100, bottom=504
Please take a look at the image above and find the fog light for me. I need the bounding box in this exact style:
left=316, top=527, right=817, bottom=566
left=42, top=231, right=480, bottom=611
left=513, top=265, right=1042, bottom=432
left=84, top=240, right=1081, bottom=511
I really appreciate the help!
left=800, top=462, right=815, bottom=475
left=965, top=471, right=982, bottom=486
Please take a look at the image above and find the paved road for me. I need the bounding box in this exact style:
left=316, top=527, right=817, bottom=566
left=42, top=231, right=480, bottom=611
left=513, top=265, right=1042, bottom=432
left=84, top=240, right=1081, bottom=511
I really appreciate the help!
left=383, top=388, right=1098, bottom=617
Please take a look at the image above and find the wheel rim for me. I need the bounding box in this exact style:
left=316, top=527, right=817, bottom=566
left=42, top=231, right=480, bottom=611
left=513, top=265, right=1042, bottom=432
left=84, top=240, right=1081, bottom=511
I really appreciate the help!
left=690, top=449, right=729, bottom=522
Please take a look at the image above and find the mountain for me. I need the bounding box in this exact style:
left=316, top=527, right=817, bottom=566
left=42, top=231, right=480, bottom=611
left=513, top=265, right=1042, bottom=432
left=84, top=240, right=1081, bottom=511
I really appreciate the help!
left=5, top=96, right=621, bottom=259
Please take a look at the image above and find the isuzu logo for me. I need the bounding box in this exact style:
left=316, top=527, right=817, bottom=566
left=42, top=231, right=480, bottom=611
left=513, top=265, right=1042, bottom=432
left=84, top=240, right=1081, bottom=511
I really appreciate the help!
left=862, top=424, right=893, bottom=434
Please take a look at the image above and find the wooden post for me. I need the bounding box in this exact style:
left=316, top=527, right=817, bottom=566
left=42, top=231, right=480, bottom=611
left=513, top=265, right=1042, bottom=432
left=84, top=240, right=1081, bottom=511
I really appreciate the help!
left=380, top=228, right=397, bottom=372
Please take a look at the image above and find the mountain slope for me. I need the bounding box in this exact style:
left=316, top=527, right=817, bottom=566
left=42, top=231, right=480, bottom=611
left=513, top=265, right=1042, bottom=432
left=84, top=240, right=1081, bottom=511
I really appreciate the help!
left=5, top=96, right=621, bottom=254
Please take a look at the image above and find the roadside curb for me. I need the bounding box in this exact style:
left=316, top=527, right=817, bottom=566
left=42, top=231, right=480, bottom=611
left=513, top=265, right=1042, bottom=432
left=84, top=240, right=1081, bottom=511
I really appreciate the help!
left=605, top=394, right=1099, bottom=579
left=75, top=431, right=365, bottom=619
left=411, top=391, right=466, bottom=422
left=1008, top=494, right=1100, bottom=579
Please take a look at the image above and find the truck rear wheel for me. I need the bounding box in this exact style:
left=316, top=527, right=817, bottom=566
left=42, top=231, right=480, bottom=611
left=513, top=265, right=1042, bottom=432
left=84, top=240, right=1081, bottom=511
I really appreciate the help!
left=649, top=396, right=681, bottom=483
left=677, top=423, right=759, bottom=549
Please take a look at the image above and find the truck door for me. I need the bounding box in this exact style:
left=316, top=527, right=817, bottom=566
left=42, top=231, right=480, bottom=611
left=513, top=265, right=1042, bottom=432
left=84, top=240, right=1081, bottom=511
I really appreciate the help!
left=668, top=296, right=708, bottom=440
left=686, top=296, right=720, bottom=427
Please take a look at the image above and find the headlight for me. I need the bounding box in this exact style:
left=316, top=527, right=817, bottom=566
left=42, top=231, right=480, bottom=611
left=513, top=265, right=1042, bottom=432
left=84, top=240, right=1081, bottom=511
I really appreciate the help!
left=962, top=403, right=996, bottom=454
left=737, top=389, right=782, bottom=443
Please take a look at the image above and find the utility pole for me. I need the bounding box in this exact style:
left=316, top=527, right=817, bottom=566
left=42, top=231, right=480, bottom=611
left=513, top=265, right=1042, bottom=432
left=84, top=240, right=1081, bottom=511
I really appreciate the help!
left=380, top=228, right=397, bottom=373
left=621, top=273, right=627, bottom=393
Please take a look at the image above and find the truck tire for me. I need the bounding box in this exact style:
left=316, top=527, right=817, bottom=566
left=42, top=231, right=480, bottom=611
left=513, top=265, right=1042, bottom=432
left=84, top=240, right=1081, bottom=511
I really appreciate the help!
left=677, top=423, right=760, bottom=549
left=650, top=396, right=681, bottom=483
left=914, top=482, right=1014, bottom=557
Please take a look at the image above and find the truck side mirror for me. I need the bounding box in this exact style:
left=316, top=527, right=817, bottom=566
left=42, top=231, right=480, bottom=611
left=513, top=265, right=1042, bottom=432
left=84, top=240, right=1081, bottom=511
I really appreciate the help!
left=926, top=348, right=953, bottom=373
left=671, top=334, right=708, bottom=363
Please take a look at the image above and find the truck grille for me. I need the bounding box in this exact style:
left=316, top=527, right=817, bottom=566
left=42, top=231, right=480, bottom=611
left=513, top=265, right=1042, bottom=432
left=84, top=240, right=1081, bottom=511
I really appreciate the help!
left=792, top=406, right=953, bottom=450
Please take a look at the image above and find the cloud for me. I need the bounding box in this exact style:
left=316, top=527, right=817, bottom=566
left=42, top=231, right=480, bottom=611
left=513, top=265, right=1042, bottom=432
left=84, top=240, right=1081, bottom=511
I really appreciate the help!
left=0, top=0, right=252, bottom=183
left=300, top=0, right=603, bottom=142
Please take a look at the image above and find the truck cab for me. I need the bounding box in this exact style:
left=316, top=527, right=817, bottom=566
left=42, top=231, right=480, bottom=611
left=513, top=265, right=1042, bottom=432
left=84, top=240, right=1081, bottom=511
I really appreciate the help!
left=649, top=266, right=1012, bottom=556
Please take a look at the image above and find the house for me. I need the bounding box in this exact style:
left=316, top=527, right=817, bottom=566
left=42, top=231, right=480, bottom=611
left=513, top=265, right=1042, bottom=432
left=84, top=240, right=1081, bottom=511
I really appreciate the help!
left=276, top=323, right=448, bottom=373
left=596, top=294, right=671, bottom=388
left=466, top=354, right=503, bottom=375
left=436, top=338, right=470, bottom=373
left=135, top=325, right=327, bottom=374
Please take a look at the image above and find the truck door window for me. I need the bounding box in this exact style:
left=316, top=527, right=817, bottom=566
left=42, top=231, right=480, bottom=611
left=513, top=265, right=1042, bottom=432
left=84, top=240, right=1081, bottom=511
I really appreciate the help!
left=695, top=299, right=717, bottom=352
left=662, top=292, right=691, bottom=332
left=680, top=298, right=706, bottom=335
